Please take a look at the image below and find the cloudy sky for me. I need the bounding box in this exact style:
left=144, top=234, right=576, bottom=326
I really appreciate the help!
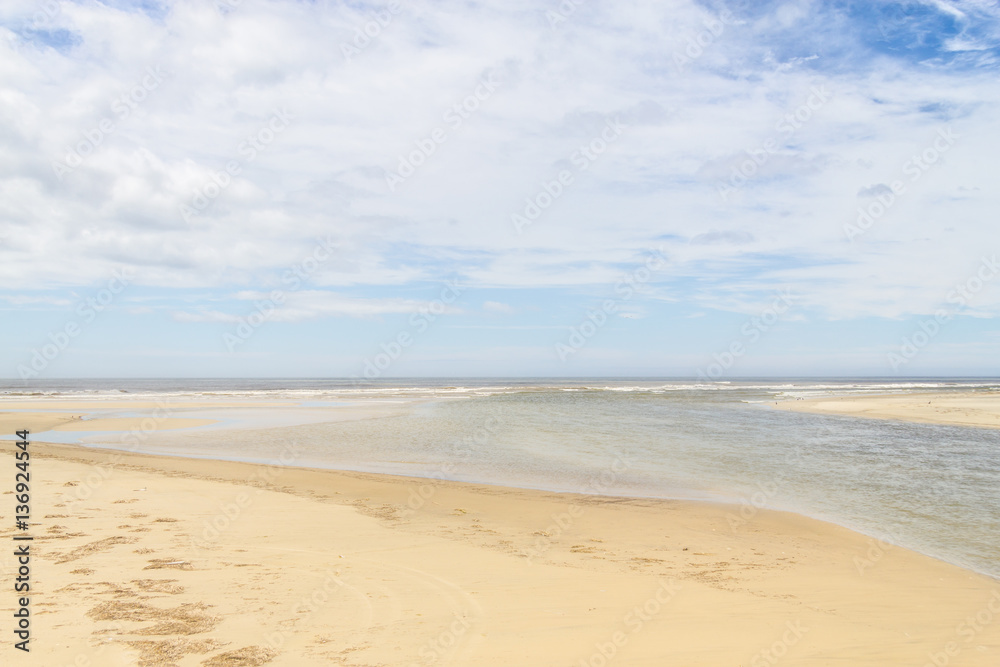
left=2, top=0, right=999, bottom=379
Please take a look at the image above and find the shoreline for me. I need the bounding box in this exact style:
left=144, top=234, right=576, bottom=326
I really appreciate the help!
left=4, top=391, right=1000, bottom=579
left=3, top=435, right=999, bottom=664
left=35, top=436, right=1000, bottom=582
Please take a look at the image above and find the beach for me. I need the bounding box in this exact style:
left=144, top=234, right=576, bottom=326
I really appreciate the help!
left=2, top=395, right=1000, bottom=666
left=11, top=0, right=1000, bottom=663
left=776, top=390, right=1000, bottom=429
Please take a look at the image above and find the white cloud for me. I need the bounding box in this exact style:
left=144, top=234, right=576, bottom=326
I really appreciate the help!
left=0, top=0, right=997, bottom=324
left=173, top=290, right=459, bottom=323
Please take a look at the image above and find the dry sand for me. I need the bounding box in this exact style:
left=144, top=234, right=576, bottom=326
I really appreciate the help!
left=776, top=390, right=1000, bottom=429
left=0, top=408, right=998, bottom=666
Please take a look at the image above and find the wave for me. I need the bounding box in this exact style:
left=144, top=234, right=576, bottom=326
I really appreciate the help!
left=2, top=379, right=998, bottom=404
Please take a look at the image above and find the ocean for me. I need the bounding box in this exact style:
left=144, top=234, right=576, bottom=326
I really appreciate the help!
left=2, top=377, right=998, bottom=580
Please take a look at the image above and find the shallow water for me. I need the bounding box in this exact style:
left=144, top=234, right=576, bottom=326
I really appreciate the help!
left=3, top=378, right=998, bottom=579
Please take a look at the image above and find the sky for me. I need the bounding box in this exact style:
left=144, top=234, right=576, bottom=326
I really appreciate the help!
left=1, top=0, right=1000, bottom=379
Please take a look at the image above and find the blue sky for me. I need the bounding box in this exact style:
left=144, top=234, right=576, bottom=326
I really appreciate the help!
left=1, top=0, right=999, bottom=378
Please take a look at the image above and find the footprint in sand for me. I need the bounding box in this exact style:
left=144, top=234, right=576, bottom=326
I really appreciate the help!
left=55, top=536, right=137, bottom=564
left=132, top=579, right=185, bottom=595
left=143, top=558, right=194, bottom=571
left=201, top=646, right=278, bottom=666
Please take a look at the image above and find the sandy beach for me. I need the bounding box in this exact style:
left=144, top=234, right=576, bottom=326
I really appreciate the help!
left=0, top=402, right=998, bottom=666
left=10, top=0, right=1000, bottom=662
left=776, top=390, right=1000, bottom=429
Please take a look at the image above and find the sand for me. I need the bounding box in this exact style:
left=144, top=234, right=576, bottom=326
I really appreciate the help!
left=776, top=390, right=1000, bottom=429
left=0, top=407, right=999, bottom=665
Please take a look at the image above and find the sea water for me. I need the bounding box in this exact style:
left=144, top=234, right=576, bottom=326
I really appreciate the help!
left=2, top=378, right=998, bottom=579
